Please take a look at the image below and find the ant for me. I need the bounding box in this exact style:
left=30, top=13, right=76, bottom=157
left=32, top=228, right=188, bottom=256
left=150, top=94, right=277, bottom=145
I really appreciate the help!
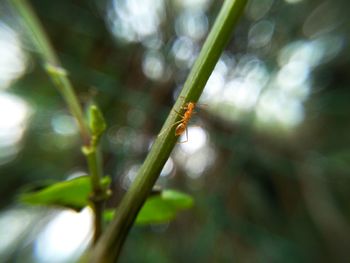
left=158, top=100, right=196, bottom=143
left=174, top=101, right=196, bottom=143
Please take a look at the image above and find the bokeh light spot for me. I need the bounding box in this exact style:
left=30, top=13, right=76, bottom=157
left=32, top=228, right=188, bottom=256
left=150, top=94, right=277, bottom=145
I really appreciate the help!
left=0, top=92, right=30, bottom=165
left=107, top=0, right=165, bottom=43
left=246, top=0, right=274, bottom=21
left=142, top=51, right=166, bottom=80
left=248, top=20, right=275, bottom=49
left=175, top=10, right=208, bottom=40
left=160, top=158, right=174, bottom=177
left=34, top=208, right=92, bottom=263
left=284, top=0, right=303, bottom=4
left=0, top=22, right=27, bottom=89
left=172, top=36, right=197, bottom=68
left=51, top=114, right=78, bottom=136
left=179, top=126, right=207, bottom=154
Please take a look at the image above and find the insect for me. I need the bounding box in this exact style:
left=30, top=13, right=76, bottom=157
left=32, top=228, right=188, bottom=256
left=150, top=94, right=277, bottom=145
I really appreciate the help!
left=174, top=102, right=196, bottom=142
left=158, top=101, right=196, bottom=143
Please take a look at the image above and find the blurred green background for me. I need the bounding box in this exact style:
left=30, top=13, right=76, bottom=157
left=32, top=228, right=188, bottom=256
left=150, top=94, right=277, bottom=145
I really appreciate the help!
left=1, top=0, right=350, bottom=262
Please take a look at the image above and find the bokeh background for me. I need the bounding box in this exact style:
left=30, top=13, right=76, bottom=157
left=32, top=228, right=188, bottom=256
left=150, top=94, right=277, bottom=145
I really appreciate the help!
left=1, top=0, right=350, bottom=262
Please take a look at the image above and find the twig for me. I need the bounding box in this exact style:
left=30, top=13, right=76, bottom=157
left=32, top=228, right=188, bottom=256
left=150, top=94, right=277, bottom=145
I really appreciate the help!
left=9, top=0, right=105, bottom=243
left=88, top=0, right=248, bottom=262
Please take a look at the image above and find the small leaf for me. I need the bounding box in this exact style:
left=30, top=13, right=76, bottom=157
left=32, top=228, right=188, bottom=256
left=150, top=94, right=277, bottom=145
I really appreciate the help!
left=19, top=176, right=111, bottom=211
left=104, top=189, right=194, bottom=225
left=88, top=105, right=106, bottom=138
left=161, top=190, right=194, bottom=209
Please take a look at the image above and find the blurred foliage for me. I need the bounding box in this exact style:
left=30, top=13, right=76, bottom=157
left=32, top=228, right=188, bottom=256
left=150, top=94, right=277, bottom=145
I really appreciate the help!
left=19, top=174, right=192, bottom=225
left=104, top=189, right=194, bottom=225
left=19, top=176, right=110, bottom=211
left=0, top=0, right=350, bottom=262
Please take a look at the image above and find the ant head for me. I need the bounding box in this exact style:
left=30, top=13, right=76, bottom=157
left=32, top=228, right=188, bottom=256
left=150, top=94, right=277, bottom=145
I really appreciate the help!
left=187, top=102, right=195, bottom=109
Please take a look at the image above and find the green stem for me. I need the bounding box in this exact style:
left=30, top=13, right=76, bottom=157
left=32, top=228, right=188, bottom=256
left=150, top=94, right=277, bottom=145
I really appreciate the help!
left=83, top=145, right=104, bottom=244
left=88, top=0, right=247, bottom=262
left=83, top=146, right=102, bottom=198
left=9, top=0, right=89, bottom=144
left=10, top=0, right=105, bottom=241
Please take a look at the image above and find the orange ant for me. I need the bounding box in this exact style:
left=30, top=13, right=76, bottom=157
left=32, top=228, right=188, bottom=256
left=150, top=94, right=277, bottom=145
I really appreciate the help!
left=174, top=102, right=196, bottom=142
left=158, top=100, right=196, bottom=143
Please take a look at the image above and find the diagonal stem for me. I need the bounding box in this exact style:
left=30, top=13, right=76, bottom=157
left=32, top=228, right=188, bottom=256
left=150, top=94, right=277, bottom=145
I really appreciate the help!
left=88, top=0, right=248, bottom=262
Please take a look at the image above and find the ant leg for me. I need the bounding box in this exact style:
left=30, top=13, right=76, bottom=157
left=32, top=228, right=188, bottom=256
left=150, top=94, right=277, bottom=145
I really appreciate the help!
left=177, top=96, right=190, bottom=109
left=180, top=105, right=189, bottom=110
left=173, top=108, right=184, bottom=117
left=158, top=120, right=183, bottom=137
left=176, top=96, right=187, bottom=107
left=178, top=127, right=189, bottom=143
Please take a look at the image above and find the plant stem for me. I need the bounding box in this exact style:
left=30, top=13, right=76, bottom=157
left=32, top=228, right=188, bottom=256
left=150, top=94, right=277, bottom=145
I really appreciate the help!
left=10, top=0, right=104, bottom=242
left=83, top=145, right=104, bottom=244
left=9, top=0, right=89, bottom=144
left=88, top=0, right=247, bottom=262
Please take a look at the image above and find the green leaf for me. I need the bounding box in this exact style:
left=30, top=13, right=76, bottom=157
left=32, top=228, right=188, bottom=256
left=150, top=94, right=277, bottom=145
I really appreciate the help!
left=104, top=190, right=194, bottom=225
left=19, top=176, right=111, bottom=211
left=161, top=190, right=194, bottom=209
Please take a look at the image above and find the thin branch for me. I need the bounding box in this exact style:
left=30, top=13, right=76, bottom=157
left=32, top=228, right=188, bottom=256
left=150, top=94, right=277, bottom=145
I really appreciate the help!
left=88, top=0, right=248, bottom=262
left=83, top=145, right=105, bottom=244
left=9, top=0, right=105, bottom=243
left=9, top=0, right=89, bottom=144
